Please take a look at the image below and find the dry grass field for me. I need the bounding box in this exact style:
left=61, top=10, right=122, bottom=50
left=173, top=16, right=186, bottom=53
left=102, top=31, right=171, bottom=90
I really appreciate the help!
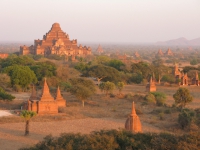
left=0, top=84, right=200, bottom=150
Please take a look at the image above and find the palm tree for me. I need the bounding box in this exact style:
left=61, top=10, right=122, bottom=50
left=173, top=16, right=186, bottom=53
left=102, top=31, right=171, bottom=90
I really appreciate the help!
left=20, top=110, right=37, bottom=136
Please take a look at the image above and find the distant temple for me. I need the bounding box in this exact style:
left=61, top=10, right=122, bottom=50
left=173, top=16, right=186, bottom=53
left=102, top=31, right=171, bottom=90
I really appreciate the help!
left=125, top=102, right=142, bottom=133
left=24, top=78, right=66, bottom=114
left=134, top=51, right=140, bottom=58
left=172, top=64, right=199, bottom=86
left=0, top=53, right=8, bottom=59
left=96, top=44, right=104, bottom=54
left=20, top=23, right=92, bottom=57
left=146, top=76, right=156, bottom=92
left=157, top=49, right=164, bottom=56
left=165, top=48, right=174, bottom=56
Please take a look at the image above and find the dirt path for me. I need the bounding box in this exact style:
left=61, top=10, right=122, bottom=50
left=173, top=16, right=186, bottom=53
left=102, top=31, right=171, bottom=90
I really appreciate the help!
left=0, top=118, right=161, bottom=150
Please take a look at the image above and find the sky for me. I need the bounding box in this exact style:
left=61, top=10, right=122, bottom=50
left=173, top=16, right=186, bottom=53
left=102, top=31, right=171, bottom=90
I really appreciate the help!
left=0, top=0, right=199, bottom=43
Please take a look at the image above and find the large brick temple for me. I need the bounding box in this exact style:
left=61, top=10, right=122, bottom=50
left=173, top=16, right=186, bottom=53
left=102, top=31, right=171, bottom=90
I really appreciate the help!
left=20, top=23, right=92, bottom=57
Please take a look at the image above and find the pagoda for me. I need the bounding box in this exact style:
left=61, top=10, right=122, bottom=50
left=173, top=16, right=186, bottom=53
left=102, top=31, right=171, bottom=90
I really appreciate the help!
left=146, top=76, right=156, bottom=92
left=157, top=49, right=164, bottom=56
left=125, top=102, right=142, bottom=133
left=20, top=23, right=92, bottom=57
left=134, top=51, right=140, bottom=58
left=96, top=44, right=104, bottom=54
left=165, top=48, right=173, bottom=56
left=25, top=78, right=66, bottom=114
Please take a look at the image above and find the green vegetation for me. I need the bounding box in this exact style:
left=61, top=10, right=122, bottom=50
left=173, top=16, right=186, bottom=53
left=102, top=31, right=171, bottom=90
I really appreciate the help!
left=99, top=81, right=115, bottom=96
left=69, top=78, right=96, bottom=107
left=4, top=65, right=37, bottom=91
left=145, top=93, right=156, bottom=104
left=85, top=65, right=120, bottom=83
left=20, top=129, right=200, bottom=150
left=116, top=82, right=124, bottom=94
left=178, top=108, right=195, bottom=129
left=20, top=110, right=37, bottom=136
left=173, top=87, right=193, bottom=109
left=0, top=87, right=15, bottom=101
left=151, top=92, right=167, bottom=106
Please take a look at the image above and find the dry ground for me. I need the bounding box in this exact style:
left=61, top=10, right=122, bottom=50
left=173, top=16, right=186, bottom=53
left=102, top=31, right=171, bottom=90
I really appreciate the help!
left=0, top=84, right=200, bottom=150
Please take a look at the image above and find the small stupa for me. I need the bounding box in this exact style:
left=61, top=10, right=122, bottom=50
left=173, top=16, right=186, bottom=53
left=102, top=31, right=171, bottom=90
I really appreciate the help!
left=125, top=102, right=142, bottom=133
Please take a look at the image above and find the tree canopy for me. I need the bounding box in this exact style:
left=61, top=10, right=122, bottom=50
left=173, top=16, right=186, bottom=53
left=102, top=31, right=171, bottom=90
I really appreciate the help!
left=85, top=65, right=120, bottom=83
left=69, top=78, right=96, bottom=107
left=173, top=87, right=193, bottom=109
left=4, top=65, right=37, bottom=91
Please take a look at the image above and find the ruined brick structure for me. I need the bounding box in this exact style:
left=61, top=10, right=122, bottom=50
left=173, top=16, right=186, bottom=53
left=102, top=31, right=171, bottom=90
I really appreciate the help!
left=20, top=23, right=92, bottom=58
left=146, top=76, right=156, bottom=92
left=181, top=73, right=189, bottom=86
left=0, top=53, right=8, bottom=59
left=125, top=102, right=142, bottom=133
left=25, top=78, right=66, bottom=114
left=192, top=71, right=199, bottom=86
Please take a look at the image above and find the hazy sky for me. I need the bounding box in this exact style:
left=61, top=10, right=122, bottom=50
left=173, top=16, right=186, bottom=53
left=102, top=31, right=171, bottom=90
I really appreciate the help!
left=0, top=0, right=199, bottom=43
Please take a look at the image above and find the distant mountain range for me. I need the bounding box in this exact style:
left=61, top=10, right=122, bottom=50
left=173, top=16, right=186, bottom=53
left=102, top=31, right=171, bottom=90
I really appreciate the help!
left=155, top=37, right=200, bottom=46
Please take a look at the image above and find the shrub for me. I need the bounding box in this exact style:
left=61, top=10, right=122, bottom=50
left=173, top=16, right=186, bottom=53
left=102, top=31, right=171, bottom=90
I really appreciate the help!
left=145, top=93, right=156, bottom=104
left=178, top=109, right=195, bottom=129
left=0, top=87, right=15, bottom=101
left=151, top=92, right=166, bottom=106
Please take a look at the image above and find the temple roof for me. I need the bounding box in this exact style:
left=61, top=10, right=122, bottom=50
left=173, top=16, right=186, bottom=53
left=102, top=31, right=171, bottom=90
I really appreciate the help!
left=131, top=102, right=136, bottom=115
left=39, top=78, right=54, bottom=101
left=55, top=86, right=65, bottom=101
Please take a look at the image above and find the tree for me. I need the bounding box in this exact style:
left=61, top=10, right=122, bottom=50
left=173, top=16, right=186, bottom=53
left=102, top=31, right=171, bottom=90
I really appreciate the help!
left=85, top=65, right=120, bottom=84
left=4, top=65, right=37, bottom=91
left=161, top=74, right=176, bottom=84
left=117, top=82, right=124, bottom=94
left=151, top=92, right=166, bottom=106
left=173, top=88, right=193, bottom=109
left=69, top=78, right=96, bottom=107
left=107, top=59, right=125, bottom=71
left=99, top=81, right=115, bottom=96
left=30, top=61, right=57, bottom=81
left=0, top=87, right=15, bottom=101
left=178, top=109, right=195, bottom=129
left=1, top=55, right=35, bottom=69
left=0, top=73, right=10, bottom=89
left=20, top=110, right=37, bottom=136
left=145, top=93, right=156, bottom=104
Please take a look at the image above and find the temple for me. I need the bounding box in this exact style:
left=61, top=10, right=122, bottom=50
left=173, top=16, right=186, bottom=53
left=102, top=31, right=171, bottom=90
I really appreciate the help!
left=0, top=53, right=8, bottom=59
left=157, top=49, right=164, bottom=56
left=24, top=78, right=66, bottom=114
left=96, top=44, right=104, bottom=54
left=125, top=102, right=142, bottom=133
left=134, top=51, right=140, bottom=58
left=165, top=48, right=173, bottom=56
left=20, top=23, right=92, bottom=57
left=146, top=76, right=156, bottom=92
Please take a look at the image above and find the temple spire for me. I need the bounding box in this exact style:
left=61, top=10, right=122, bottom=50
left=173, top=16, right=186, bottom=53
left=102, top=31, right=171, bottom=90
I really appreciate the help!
left=196, top=71, right=198, bottom=79
left=30, top=84, right=37, bottom=100
left=55, top=86, right=63, bottom=100
left=131, top=101, right=136, bottom=115
left=40, top=78, right=54, bottom=101
left=150, top=76, right=153, bottom=84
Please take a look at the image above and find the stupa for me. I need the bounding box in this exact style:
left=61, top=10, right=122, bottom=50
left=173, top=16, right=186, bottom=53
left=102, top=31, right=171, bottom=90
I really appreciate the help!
left=25, top=78, right=66, bottom=114
left=146, top=76, right=156, bottom=92
left=125, top=102, right=142, bottom=133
